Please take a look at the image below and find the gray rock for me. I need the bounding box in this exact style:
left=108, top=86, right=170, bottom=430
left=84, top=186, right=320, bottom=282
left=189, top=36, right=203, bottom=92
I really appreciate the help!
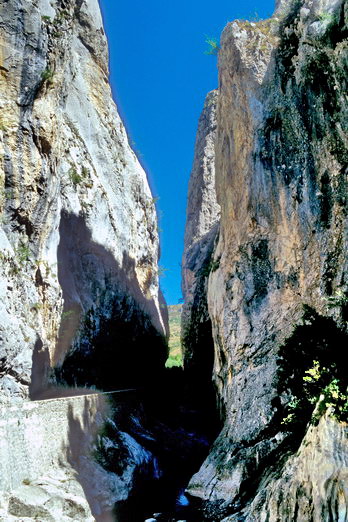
left=184, top=0, right=348, bottom=518
left=3, top=478, right=94, bottom=521
left=0, top=0, right=167, bottom=397
left=181, top=90, right=220, bottom=390
left=0, top=0, right=168, bottom=518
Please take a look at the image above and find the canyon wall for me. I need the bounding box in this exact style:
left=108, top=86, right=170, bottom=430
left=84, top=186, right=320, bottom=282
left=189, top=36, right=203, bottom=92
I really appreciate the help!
left=181, top=89, right=221, bottom=409
left=0, top=0, right=167, bottom=399
left=0, top=0, right=169, bottom=517
left=184, top=0, right=348, bottom=519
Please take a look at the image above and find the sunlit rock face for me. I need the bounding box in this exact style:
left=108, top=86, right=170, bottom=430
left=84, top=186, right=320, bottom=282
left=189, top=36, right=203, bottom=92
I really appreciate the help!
left=181, top=89, right=221, bottom=410
left=185, top=0, right=348, bottom=519
left=0, top=0, right=167, bottom=398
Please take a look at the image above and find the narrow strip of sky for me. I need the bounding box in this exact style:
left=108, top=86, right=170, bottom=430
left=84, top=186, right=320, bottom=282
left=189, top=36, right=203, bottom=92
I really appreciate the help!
left=99, top=0, right=275, bottom=304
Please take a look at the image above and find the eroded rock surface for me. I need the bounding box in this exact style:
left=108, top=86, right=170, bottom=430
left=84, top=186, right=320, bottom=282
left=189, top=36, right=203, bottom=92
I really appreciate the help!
left=0, top=0, right=168, bottom=518
left=0, top=470, right=95, bottom=522
left=0, top=0, right=167, bottom=398
left=238, top=413, right=348, bottom=521
left=185, top=0, right=348, bottom=519
left=181, top=90, right=221, bottom=412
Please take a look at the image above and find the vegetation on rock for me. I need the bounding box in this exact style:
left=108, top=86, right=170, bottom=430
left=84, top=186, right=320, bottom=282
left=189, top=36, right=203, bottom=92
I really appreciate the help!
left=165, top=305, right=183, bottom=368
left=204, top=37, right=220, bottom=55
left=278, top=305, right=348, bottom=429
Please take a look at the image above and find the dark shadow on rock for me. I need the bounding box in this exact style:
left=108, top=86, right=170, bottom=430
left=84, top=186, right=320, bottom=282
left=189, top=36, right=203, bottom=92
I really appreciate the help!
left=29, top=337, right=51, bottom=399
left=65, top=397, right=116, bottom=522
left=112, top=368, right=220, bottom=522
left=54, top=210, right=167, bottom=391
left=182, top=223, right=222, bottom=423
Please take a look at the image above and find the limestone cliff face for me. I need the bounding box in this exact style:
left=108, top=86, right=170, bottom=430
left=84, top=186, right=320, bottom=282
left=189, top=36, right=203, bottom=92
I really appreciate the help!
left=241, top=412, right=348, bottom=521
left=0, top=0, right=167, bottom=399
left=185, top=0, right=348, bottom=519
left=181, top=89, right=220, bottom=407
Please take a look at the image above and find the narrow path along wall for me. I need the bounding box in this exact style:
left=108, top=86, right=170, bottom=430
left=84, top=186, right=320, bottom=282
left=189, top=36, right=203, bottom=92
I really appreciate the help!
left=0, top=391, right=149, bottom=521
left=0, top=393, right=108, bottom=492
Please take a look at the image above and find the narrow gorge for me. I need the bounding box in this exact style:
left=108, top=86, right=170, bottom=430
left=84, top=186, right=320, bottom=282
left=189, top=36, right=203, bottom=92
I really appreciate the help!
left=0, top=0, right=347, bottom=520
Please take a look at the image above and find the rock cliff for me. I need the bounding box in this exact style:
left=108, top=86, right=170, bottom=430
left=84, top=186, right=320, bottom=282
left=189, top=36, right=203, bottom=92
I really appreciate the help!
left=0, top=0, right=170, bottom=518
left=181, top=89, right=221, bottom=411
left=0, top=0, right=167, bottom=399
left=184, top=0, right=348, bottom=519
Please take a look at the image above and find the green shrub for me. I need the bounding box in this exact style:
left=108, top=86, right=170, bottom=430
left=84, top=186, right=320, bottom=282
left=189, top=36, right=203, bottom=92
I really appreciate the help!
left=146, top=195, right=160, bottom=209
left=318, top=12, right=336, bottom=23
left=16, top=245, right=30, bottom=264
left=199, top=256, right=221, bottom=277
left=316, top=379, right=348, bottom=420
left=41, top=68, right=54, bottom=85
left=81, top=167, right=89, bottom=178
left=165, top=353, right=183, bottom=368
left=68, top=167, right=83, bottom=185
left=326, top=289, right=348, bottom=310
left=204, top=37, right=219, bottom=56
left=31, top=302, right=43, bottom=312
left=157, top=265, right=168, bottom=277
left=61, top=310, right=75, bottom=320
left=35, top=259, right=55, bottom=278
left=279, top=306, right=348, bottom=428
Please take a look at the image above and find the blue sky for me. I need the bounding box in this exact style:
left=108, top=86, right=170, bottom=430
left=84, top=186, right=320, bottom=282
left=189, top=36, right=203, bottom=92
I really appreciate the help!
left=99, top=0, right=275, bottom=304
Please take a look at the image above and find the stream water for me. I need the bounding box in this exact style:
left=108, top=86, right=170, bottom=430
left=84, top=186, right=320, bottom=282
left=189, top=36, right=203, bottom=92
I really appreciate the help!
left=112, top=367, right=220, bottom=522
left=143, top=489, right=205, bottom=522
left=116, top=482, right=204, bottom=521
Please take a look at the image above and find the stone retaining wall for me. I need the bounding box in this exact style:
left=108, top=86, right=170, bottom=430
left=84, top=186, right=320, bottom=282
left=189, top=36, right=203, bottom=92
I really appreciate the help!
left=0, top=392, right=109, bottom=492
